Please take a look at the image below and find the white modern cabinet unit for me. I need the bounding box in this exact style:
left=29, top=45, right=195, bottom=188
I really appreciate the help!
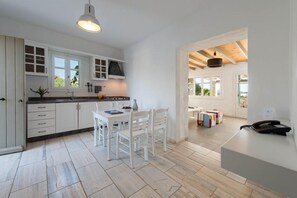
left=27, top=104, right=55, bottom=138
left=78, top=102, right=97, bottom=129
left=56, top=103, right=78, bottom=133
left=0, top=36, right=25, bottom=154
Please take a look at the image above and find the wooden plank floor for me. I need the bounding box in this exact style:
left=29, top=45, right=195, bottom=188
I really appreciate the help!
left=0, top=132, right=286, bottom=198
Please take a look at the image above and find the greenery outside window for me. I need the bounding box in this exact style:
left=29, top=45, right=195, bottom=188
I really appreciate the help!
left=191, top=76, right=221, bottom=97
left=52, top=52, right=81, bottom=89
left=238, top=74, right=248, bottom=108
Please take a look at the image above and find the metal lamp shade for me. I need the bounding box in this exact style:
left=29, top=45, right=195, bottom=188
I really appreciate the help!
left=207, top=58, right=223, bottom=68
left=77, top=4, right=101, bottom=33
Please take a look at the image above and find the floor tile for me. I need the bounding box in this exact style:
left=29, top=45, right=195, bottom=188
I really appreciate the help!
left=226, top=171, right=246, bottom=184
left=89, top=184, right=123, bottom=198
left=148, top=154, right=175, bottom=172
left=136, top=164, right=180, bottom=197
left=47, top=161, right=79, bottom=194
left=181, top=141, right=211, bottom=155
left=170, top=186, right=198, bottom=198
left=166, top=165, right=216, bottom=197
left=172, top=145, right=195, bottom=157
left=49, top=182, right=86, bottom=198
left=130, top=185, right=161, bottom=198
left=12, top=160, right=46, bottom=192
left=196, top=167, right=252, bottom=198
left=164, top=151, right=203, bottom=173
left=19, top=147, right=45, bottom=166
left=9, top=181, right=47, bottom=198
left=46, top=138, right=66, bottom=152
left=69, top=149, right=96, bottom=169
left=245, top=180, right=286, bottom=198
left=189, top=152, right=228, bottom=175
left=106, top=163, right=146, bottom=197
left=0, top=180, right=13, bottom=198
left=77, top=162, right=113, bottom=196
left=0, top=153, right=20, bottom=183
left=92, top=150, right=122, bottom=170
left=46, top=147, right=71, bottom=167
left=64, top=138, right=87, bottom=153
left=78, top=132, right=94, bottom=143
left=211, top=188, right=235, bottom=198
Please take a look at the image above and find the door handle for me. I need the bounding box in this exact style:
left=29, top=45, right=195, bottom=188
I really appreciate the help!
left=0, top=98, right=5, bottom=101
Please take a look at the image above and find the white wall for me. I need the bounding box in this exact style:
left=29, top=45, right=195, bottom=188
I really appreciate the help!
left=0, top=16, right=128, bottom=99
left=290, top=0, right=297, bottom=146
left=188, top=62, right=247, bottom=118
left=0, top=17, right=123, bottom=59
left=124, top=0, right=290, bottom=141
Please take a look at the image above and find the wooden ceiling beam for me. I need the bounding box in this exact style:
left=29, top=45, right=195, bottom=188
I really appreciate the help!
left=189, top=61, right=204, bottom=69
left=189, top=54, right=207, bottom=66
left=197, top=50, right=213, bottom=59
left=234, top=41, right=248, bottom=59
left=215, top=47, right=237, bottom=64
left=189, top=65, right=196, bottom=70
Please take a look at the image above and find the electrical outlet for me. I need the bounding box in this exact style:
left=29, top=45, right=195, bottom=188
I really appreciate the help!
left=263, top=107, right=275, bottom=119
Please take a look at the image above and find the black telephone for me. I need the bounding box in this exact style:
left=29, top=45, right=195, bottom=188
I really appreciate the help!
left=240, top=120, right=291, bottom=136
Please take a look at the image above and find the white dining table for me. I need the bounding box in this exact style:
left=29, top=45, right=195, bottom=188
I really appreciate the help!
left=93, top=110, right=130, bottom=160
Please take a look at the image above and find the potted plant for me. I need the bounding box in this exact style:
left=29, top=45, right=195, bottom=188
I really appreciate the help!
left=30, top=86, right=49, bottom=101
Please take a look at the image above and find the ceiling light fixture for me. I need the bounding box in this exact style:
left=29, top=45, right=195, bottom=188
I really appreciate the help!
left=77, top=0, right=102, bottom=33
left=207, top=50, right=223, bottom=68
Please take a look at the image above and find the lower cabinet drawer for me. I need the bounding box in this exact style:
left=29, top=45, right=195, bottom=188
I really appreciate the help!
left=28, top=119, right=55, bottom=129
left=28, top=111, right=55, bottom=121
left=28, top=127, right=56, bottom=138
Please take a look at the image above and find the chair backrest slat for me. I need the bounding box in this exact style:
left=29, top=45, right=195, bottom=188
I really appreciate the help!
left=129, top=110, right=151, bottom=137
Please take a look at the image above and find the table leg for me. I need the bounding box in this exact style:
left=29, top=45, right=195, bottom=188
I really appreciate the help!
left=94, top=117, right=98, bottom=146
left=107, top=123, right=111, bottom=161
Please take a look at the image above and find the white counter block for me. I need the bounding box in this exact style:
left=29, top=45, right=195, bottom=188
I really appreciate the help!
left=221, top=128, right=297, bottom=197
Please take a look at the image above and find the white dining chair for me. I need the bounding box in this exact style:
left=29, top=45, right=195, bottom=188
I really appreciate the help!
left=115, top=110, right=151, bottom=168
left=93, top=103, right=121, bottom=146
left=151, top=108, right=168, bottom=156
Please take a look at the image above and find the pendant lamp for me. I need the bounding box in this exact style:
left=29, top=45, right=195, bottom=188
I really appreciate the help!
left=207, top=50, right=222, bottom=68
left=77, top=0, right=102, bottom=33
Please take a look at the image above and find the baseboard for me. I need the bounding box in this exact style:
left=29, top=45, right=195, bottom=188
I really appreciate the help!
left=0, top=146, right=23, bottom=155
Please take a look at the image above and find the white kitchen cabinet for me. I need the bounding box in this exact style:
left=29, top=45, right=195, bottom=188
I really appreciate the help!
left=90, top=56, right=108, bottom=80
left=0, top=36, right=25, bottom=154
left=27, top=103, right=56, bottom=138
left=56, top=103, right=78, bottom=133
left=78, top=102, right=97, bottom=129
left=25, top=41, right=48, bottom=76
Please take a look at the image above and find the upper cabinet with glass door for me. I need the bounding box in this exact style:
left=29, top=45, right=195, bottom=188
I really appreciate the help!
left=90, top=56, right=108, bottom=80
left=25, top=41, right=48, bottom=76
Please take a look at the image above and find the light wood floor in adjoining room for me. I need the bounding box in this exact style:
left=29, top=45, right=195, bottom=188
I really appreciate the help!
left=0, top=132, right=285, bottom=198
left=188, top=116, right=247, bottom=153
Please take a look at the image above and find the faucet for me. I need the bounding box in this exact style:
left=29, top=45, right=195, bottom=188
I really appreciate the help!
left=66, top=89, right=75, bottom=100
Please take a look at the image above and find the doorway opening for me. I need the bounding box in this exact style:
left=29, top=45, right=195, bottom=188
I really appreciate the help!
left=177, top=28, right=248, bottom=152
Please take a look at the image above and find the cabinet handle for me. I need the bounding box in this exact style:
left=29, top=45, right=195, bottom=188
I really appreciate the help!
left=38, top=114, right=46, bottom=117
left=38, top=130, right=47, bottom=133
left=38, top=122, right=46, bottom=125
left=0, top=98, right=5, bottom=101
left=19, top=99, right=23, bottom=103
left=38, top=106, right=46, bottom=109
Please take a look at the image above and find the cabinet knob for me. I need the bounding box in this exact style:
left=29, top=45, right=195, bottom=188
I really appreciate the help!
left=0, top=98, right=5, bottom=101
left=18, top=99, right=23, bottom=103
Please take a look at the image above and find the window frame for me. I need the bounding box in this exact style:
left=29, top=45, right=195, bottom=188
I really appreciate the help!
left=51, top=52, right=82, bottom=90
left=189, top=76, right=222, bottom=98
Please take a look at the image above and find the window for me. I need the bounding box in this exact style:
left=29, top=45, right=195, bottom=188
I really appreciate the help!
left=52, top=53, right=81, bottom=89
left=238, top=74, right=248, bottom=108
left=191, top=76, right=221, bottom=97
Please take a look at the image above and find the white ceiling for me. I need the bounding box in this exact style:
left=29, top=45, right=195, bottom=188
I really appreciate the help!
left=0, top=0, right=202, bottom=49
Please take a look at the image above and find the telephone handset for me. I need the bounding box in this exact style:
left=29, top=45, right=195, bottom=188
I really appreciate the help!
left=240, top=120, right=291, bottom=136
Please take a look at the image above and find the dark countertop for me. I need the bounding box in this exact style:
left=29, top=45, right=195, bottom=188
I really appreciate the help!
left=27, top=96, right=130, bottom=104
